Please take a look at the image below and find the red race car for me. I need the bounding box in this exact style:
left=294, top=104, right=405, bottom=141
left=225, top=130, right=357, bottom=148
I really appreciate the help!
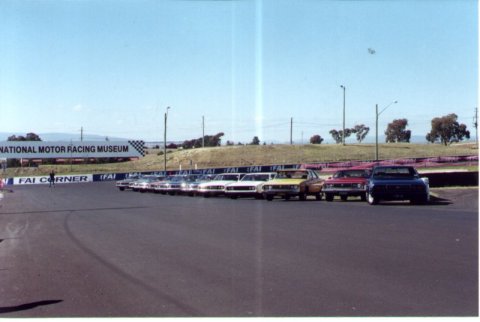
left=323, top=168, right=371, bottom=201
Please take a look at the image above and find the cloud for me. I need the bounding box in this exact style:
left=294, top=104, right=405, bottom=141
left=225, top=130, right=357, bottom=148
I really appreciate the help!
left=72, top=104, right=83, bottom=112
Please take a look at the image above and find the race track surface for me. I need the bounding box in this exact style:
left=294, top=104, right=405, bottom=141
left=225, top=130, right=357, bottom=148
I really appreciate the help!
left=0, top=182, right=477, bottom=317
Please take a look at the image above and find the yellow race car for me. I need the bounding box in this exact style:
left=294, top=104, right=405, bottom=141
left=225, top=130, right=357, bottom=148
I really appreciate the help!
left=261, top=169, right=324, bottom=201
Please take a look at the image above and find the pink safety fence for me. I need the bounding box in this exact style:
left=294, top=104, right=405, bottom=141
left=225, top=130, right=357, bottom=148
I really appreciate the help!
left=301, top=155, right=479, bottom=173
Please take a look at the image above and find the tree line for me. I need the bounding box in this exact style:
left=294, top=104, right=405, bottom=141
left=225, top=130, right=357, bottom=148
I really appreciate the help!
left=309, top=113, right=471, bottom=145
left=5, top=113, right=473, bottom=159
left=175, top=113, right=470, bottom=147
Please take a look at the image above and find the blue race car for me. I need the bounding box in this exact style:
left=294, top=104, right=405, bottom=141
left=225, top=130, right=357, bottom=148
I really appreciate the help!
left=366, top=166, right=429, bottom=205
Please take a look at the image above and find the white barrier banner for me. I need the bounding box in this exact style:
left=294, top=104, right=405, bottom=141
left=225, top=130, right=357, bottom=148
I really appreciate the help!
left=14, top=174, right=93, bottom=185
left=0, top=141, right=145, bottom=158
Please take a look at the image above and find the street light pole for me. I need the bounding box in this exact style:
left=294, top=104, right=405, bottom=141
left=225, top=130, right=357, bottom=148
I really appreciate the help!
left=164, top=106, right=170, bottom=173
left=340, top=85, right=346, bottom=145
left=375, top=104, right=379, bottom=161
left=290, top=117, right=293, bottom=145
left=375, top=101, right=397, bottom=161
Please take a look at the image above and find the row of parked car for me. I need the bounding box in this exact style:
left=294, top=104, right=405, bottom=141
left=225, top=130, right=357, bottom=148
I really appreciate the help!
left=115, top=165, right=430, bottom=205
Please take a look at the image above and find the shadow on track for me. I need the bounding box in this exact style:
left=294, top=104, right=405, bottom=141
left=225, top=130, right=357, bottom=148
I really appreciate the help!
left=365, top=195, right=452, bottom=207
left=0, top=300, right=63, bottom=314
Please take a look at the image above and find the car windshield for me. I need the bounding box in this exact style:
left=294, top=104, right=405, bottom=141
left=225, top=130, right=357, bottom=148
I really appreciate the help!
left=138, top=177, right=154, bottom=183
left=276, top=171, right=309, bottom=179
left=126, top=175, right=141, bottom=180
left=372, top=167, right=416, bottom=178
left=333, top=170, right=368, bottom=178
left=214, top=174, right=240, bottom=181
left=241, top=174, right=272, bottom=181
left=196, top=175, right=214, bottom=182
left=169, top=176, right=186, bottom=182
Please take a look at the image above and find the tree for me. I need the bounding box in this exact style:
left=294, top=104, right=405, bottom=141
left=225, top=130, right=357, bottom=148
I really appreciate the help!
left=6, top=133, right=42, bottom=167
left=426, top=113, right=470, bottom=145
left=385, top=119, right=411, bottom=143
left=181, top=132, right=224, bottom=149
left=352, top=124, right=370, bottom=143
left=329, top=129, right=352, bottom=144
left=329, top=130, right=341, bottom=144
left=310, top=134, right=324, bottom=144
left=250, top=136, right=260, bottom=145
left=7, top=133, right=42, bottom=141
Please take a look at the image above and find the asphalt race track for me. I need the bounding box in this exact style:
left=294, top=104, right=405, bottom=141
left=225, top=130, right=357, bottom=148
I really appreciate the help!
left=0, top=182, right=477, bottom=317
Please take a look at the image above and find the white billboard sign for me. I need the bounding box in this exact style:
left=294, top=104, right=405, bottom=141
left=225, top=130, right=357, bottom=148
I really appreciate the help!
left=14, top=174, right=93, bottom=185
left=0, top=140, right=145, bottom=159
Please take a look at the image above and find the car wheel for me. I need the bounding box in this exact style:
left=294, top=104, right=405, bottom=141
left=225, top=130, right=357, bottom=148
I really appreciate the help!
left=284, top=195, right=290, bottom=201
left=265, top=194, right=273, bottom=201
left=315, top=193, right=322, bottom=201
left=340, top=195, right=348, bottom=201
left=325, top=193, right=334, bottom=202
left=367, top=192, right=378, bottom=205
left=360, top=194, right=367, bottom=201
left=299, top=193, right=307, bottom=201
left=119, top=187, right=125, bottom=191
left=230, top=195, right=238, bottom=200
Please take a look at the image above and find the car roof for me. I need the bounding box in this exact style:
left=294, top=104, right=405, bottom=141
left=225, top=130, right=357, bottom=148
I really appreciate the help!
left=373, top=165, right=414, bottom=169
left=243, top=172, right=275, bottom=175
left=216, top=173, right=244, bottom=175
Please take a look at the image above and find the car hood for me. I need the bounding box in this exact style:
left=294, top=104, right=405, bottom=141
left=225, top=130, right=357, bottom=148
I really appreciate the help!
left=265, top=178, right=305, bottom=185
left=325, top=177, right=367, bottom=184
left=228, top=181, right=265, bottom=187
left=200, top=180, right=237, bottom=187
left=369, top=178, right=426, bottom=185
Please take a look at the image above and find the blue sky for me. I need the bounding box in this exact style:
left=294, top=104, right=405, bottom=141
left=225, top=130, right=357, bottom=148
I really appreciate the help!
left=0, top=0, right=477, bottom=144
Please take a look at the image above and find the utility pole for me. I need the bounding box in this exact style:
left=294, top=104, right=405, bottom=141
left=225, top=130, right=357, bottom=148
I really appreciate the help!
left=474, top=107, right=478, bottom=145
left=164, top=106, right=170, bottom=172
left=80, top=127, right=83, bottom=141
left=290, top=117, right=293, bottom=145
left=375, top=101, right=398, bottom=161
left=375, top=104, right=379, bottom=161
left=340, top=85, right=346, bottom=145
left=202, top=116, right=205, bottom=148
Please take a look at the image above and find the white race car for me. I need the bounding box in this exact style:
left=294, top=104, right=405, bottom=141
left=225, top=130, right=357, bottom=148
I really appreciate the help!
left=224, top=172, right=276, bottom=199
left=197, top=173, right=245, bottom=197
